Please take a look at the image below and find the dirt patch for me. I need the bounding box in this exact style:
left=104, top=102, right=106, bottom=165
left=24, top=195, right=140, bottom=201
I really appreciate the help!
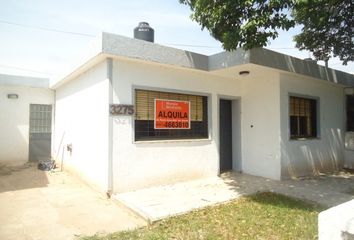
left=0, top=162, right=32, bottom=176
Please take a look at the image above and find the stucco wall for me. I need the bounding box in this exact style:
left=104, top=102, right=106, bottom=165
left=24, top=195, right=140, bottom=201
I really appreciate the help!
left=111, top=59, right=283, bottom=192
left=280, top=73, right=345, bottom=179
left=0, top=85, right=53, bottom=164
left=54, top=60, right=109, bottom=192
left=240, top=70, right=281, bottom=180
left=111, top=60, right=237, bottom=192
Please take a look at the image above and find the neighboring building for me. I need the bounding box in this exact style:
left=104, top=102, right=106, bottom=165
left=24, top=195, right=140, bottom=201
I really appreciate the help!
left=0, top=74, right=54, bottom=165
left=49, top=32, right=354, bottom=195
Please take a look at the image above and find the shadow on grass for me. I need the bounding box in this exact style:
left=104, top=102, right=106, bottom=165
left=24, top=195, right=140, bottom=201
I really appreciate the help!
left=246, top=191, right=324, bottom=211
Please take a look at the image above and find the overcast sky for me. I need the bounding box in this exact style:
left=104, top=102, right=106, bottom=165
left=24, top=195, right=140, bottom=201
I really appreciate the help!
left=0, top=0, right=352, bottom=79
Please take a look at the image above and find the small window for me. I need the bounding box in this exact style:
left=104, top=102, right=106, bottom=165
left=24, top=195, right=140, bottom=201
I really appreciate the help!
left=347, top=95, right=354, bottom=131
left=289, top=96, right=317, bottom=139
left=135, top=89, right=208, bottom=141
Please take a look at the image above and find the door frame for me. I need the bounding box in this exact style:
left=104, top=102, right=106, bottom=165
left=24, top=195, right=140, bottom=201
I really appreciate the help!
left=217, top=95, right=242, bottom=174
left=28, top=104, right=53, bottom=162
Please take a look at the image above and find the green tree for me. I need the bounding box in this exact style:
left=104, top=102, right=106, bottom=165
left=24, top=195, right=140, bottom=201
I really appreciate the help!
left=180, top=0, right=353, bottom=65
left=293, top=0, right=353, bottom=64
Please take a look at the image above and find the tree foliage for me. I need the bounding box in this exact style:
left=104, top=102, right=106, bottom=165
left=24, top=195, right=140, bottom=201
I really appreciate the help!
left=180, top=0, right=353, bottom=65
left=292, top=0, right=353, bottom=64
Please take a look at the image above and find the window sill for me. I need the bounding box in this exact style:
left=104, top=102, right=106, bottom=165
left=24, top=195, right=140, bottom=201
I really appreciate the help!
left=289, top=137, right=320, bottom=141
left=134, top=138, right=212, bottom=144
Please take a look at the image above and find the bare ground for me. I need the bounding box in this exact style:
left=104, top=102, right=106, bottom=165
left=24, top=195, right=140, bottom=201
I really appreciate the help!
left=0, top=163, right=146, bottom=240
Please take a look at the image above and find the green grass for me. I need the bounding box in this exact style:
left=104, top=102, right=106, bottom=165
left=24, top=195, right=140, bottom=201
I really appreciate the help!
left=81, top=192, right=323, bottom=240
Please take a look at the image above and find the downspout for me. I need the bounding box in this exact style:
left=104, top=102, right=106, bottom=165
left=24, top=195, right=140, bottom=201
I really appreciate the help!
left=107, top=57, right=114, bottom=197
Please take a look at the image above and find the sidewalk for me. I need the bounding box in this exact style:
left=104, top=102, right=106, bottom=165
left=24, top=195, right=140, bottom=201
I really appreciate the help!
left=114, top=171, right=354, bottom=222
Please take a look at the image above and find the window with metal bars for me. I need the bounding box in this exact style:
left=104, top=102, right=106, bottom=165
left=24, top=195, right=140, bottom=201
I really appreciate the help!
left=289, top=96, right=317, bottom=139
left=134, top=89, right=208, bottom=141
left=29, top=104, right=52, bottom=133
left=347, top=95, right=354, bottom=131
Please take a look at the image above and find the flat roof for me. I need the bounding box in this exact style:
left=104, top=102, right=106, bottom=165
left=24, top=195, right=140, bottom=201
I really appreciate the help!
left=0, top=73, right=49, bottom=88
left=51, top=32, right=354, bottom=88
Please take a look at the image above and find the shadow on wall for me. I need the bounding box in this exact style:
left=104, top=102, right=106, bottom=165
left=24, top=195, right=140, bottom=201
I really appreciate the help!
left=207, top=49, right=250, bottom=70
left=184, top=51, right=208, bottom=71
left=281, top=128, right=344, bottom=179
left=0, top=163, right=49, bottom=193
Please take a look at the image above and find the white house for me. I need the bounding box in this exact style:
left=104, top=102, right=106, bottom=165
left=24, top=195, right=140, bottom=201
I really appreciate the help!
left=0, top=74, right=54, bottom=165
left=47, top=31, right=354, bottom=195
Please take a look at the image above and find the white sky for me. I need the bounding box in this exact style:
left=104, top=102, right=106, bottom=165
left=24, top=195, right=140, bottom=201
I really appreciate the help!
left=0, top=0, right=353, bottom=79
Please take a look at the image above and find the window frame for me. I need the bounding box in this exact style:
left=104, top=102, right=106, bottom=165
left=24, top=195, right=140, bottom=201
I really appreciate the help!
left=288, top=94, right=319, bottom=140
left=133, top=87, right=211, bottom=142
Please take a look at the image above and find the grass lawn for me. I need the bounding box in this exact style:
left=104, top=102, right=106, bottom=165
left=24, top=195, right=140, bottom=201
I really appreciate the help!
left=81, top=192, right=323, bottom=240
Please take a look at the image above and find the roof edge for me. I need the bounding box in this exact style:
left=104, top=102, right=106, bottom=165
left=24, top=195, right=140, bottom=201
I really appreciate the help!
left=0, top=73, right=49, bottom=88
left=249, top=48, right=354, bottom=86
left=51, top=32, right=354, bottom=89
left=101, top=32, right=209, bottom=71
left=208, top=49, right=251, bottom=70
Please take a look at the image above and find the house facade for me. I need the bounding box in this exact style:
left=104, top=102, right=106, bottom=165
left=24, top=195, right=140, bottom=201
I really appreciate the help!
left=1, top=32, right=352, bottom=195
left=49, top=32, right=354, bottom=194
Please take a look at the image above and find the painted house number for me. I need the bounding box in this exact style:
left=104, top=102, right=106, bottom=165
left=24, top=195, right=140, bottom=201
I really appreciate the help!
left=110, top=104, right=135, bottom=116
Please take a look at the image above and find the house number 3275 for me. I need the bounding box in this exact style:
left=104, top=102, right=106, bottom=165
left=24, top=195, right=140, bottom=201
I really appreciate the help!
left=110, top=104, right=135, bottom=116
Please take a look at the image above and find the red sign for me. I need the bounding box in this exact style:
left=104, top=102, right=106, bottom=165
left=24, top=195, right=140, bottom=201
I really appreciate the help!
left=154, top=99, right=190, bottom=129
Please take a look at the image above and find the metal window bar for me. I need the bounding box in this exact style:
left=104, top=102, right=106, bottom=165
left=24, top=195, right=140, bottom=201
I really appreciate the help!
left=290, top=96, right=316, bottom=138
left=29, top=104, right=52, bottom=133
left=134, top=89, right=208, bottom=141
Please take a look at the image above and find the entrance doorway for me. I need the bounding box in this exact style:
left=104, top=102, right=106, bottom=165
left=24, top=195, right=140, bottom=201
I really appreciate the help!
left=219, top=98, right=241, bottom=174
left=219, top=99, right=233, bottom=173
left=28, top=104, right=52, bottom=161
